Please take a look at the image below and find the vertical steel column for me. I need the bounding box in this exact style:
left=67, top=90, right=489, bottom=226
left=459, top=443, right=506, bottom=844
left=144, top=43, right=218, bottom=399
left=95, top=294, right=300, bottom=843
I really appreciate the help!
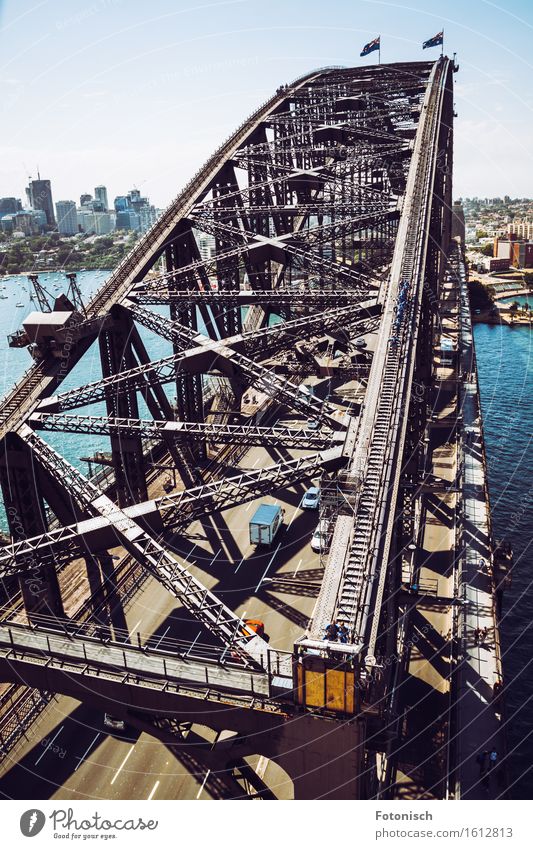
left=165, top=231, right=206, bottom=458
left=0, top=433, right=64, bottom=618
left=99, top=304, right=148, bottom=506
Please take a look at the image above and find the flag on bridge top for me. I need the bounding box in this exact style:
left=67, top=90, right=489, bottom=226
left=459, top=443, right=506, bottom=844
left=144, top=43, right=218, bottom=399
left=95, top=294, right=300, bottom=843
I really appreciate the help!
left=423, top=30, right=444, bottom=49
left=360, top=36, right=380, bottom=57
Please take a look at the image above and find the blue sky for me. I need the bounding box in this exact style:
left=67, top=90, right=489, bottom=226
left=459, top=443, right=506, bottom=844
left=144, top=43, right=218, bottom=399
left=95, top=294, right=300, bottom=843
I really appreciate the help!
left=1, top=0, right=532, bottom=208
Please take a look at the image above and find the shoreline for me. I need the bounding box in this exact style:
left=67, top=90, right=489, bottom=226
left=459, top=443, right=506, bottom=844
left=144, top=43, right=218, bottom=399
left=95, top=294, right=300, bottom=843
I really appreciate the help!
left=0, top=267, right=112, bottom=277
left=472, top=307, right=533, bottom=326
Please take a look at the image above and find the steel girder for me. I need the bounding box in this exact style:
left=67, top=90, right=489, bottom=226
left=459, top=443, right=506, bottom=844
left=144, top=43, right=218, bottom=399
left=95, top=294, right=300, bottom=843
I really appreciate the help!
left=126, top=300, right=378, bottom=362
left=29, top=413, right=342, bottom=450
left=17, top=426, right=275, bottom=669
left=38, top=317, right=350, bottom=429
left=2, top=431, right=343, bottom=584
left=128, top=287, right=370, bottom=308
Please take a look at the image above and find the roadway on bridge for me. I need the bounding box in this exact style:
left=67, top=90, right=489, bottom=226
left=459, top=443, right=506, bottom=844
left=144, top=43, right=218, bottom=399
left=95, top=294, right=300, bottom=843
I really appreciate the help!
left=0, top=441, right=322, bottom=800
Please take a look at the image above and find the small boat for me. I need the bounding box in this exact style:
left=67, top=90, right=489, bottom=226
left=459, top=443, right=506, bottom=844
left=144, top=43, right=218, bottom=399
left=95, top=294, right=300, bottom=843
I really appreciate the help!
left=16, top=302, right=24, bottom=307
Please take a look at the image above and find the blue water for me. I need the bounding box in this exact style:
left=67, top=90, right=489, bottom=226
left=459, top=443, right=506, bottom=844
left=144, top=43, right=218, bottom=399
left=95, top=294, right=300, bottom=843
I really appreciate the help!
left=499, top=295, right=532, bottom=308
left=0, top=274, right=531, bottom=795
left=474, top=322, right=533, bottom=799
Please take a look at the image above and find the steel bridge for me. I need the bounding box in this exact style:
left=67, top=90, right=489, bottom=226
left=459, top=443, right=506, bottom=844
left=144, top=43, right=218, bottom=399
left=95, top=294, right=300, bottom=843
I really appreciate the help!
left=0, top=58, right=466, bottom=799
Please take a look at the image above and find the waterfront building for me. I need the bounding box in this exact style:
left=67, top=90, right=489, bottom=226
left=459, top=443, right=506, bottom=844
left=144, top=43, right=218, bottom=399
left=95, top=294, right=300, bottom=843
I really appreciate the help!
left=80, top=193, right=92, bottom=207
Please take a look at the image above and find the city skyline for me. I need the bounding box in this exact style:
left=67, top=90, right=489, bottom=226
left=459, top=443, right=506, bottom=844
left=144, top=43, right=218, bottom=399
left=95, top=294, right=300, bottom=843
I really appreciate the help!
left=1, top=0, right=533, bottom=207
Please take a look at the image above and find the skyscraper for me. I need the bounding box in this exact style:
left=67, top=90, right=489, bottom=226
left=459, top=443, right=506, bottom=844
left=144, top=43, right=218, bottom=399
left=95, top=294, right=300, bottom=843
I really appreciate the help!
left=0, top=197, right=21, bottom=216
left=94, top=185, right=108, bottom=211
left=56, top=200, right=78, bottom=236
left=27, top=176, right=55, bottom=226
left=80, top=193, right=92, bottom=207
left=114, top=195, right=130, bottom=213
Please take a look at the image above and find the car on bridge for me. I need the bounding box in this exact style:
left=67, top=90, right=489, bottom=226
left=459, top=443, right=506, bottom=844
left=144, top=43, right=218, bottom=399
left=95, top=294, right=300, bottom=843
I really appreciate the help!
left=311, top=520, right=330, bottom=553
left=302, top=486, right=320, bottom=509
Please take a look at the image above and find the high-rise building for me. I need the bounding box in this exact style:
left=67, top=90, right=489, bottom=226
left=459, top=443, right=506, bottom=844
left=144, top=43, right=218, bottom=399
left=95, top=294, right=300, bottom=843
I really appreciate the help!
left=0, top=197, right=21, bottom=216
left=114, top=195, right=131, bottom=213
left=80, top=193, right=92, bottom=207
left=116, top=209, right=140, bottom=231
left=27, top=176, right=55, bottom=226
left=94, top=185, right=108, bottom=211
left=56, top=200, right=78, bottom=236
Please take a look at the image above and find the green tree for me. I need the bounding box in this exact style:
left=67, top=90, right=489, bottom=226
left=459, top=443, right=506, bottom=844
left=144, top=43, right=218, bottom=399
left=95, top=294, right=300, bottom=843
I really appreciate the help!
left=481, top=243, right=494, bottom=257
left=467, top=278, right=495, bottom=312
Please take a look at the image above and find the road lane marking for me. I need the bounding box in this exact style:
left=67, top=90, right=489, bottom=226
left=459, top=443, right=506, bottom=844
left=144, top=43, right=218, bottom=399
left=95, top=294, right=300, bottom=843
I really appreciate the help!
left=287, top=506, right=299, bottom=529
left=294, top=558, right=303, bottom=576
left=35, top=726, right=64, bottom=766
left=235, top=554, right=246, bottom=573
left=255, top=543, right=281, bottom=592
left=153, top=626, right=170, bottom=649
left=209, top=547, right=221, bottom=566
left=252, top=457, right=260, bottom=468
left=186, top=544, right=197, bottom=560
left=256, top=756, right=268, bottom=781
left=110, top=746, right=134, bottom=785
left=186, top=630, right=202, bottom=656
left=196, top=769, right=211, bottom=799
left=75, top=732, right=101, bottom=772
left=245, top=502, right=253, bottom=512
left=147, top=779, right=160, bottom=800
left=128, top=619, right=142, bottom=639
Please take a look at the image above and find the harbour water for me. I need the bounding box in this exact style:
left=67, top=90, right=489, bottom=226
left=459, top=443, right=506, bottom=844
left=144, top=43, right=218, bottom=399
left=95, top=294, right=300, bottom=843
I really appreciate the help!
left=474, top=322, right=533, bottom=799
left=0, top=271, right=531, bottom=796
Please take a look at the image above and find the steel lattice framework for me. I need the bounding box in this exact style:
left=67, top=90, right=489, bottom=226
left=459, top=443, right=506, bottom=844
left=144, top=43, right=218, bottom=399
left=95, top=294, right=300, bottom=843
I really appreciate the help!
left=0, top=58, right=456, bottom=799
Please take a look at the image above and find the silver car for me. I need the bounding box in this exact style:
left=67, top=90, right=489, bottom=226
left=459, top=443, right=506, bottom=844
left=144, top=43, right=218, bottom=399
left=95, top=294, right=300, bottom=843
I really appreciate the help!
left=302, top=486, right=320, bottom=509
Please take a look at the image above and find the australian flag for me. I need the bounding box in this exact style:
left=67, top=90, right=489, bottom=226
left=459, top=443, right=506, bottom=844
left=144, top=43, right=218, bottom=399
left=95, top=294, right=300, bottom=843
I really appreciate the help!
left=360, top=36, right=380, bottom=57
left=423, top=31, right=443, bottom=49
